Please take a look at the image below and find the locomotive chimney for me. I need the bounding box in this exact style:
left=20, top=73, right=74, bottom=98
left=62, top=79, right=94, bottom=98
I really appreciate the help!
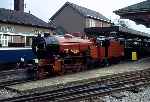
left=14, top=0, right=24, bottom=12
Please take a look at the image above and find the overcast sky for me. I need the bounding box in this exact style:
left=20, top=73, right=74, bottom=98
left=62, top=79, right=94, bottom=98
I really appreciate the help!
left=1, top=0, right=150, bottom=33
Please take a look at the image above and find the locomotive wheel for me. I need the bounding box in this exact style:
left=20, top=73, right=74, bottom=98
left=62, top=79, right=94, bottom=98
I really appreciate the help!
left=59, top=65, right=65, bottom=75
left=37, top=67, right=45, bottom=80
left=86, top=57, right=94, bottom=69
left=81, top=64, right=87, bottom=71
left=103, top=58, right=110, bottom=67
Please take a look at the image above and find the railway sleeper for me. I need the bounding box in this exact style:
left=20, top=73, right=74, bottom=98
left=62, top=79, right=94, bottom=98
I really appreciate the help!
left=99, top=72, right=146, bottom=83
left=111, top=93, right=126, bottom=99
left=103, top=76, right=146, bottom=86
left=126, top=87, right=143, bottom=93
left=54, top=89, right=111, bottom=102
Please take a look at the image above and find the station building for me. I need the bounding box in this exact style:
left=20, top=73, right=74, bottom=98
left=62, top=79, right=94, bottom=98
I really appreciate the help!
left=0, top=0, right=55, bottom=47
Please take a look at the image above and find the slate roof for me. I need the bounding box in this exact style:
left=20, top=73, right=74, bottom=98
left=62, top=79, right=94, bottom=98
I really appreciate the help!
left=48, top=20, right=57, bottom=29
left=51, top=2, right=110, bottom=23
left=0, top=8, right=54, bottom=29
left=114, top=0, right=150, bottom=15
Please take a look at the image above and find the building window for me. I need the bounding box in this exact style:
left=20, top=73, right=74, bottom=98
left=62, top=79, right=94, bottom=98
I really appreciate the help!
left=89, top=19, right=96, bottom=27
left=8, top=36, right=13, bottom=43
left=0, top=34, right=8, bottom=47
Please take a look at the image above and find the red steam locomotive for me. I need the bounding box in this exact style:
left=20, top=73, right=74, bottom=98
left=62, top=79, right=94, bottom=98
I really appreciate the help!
left=31, top=33, right=124, bottom=79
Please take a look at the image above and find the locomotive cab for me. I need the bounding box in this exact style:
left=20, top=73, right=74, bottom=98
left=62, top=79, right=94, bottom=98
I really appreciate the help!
left=32, top=35, right=60, bottom=59
left=32, top=34, right=61, bottom=79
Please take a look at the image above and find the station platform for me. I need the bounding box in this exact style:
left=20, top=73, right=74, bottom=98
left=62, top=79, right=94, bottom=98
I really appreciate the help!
left=7, top=57, right=150, bottom=94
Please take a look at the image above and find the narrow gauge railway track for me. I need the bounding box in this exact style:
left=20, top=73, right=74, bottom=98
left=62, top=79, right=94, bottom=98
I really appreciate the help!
left=1, top=68, right=150, bottom=102
left=0, top=79, right=34, bottom=87
left=0, top=69, right=19, bottom=77
left=0, top=69, right=33, bottom=87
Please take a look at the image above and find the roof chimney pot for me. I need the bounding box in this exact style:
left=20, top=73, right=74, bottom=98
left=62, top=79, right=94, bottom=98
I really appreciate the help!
left=14, top=0, right=24, bottom=12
